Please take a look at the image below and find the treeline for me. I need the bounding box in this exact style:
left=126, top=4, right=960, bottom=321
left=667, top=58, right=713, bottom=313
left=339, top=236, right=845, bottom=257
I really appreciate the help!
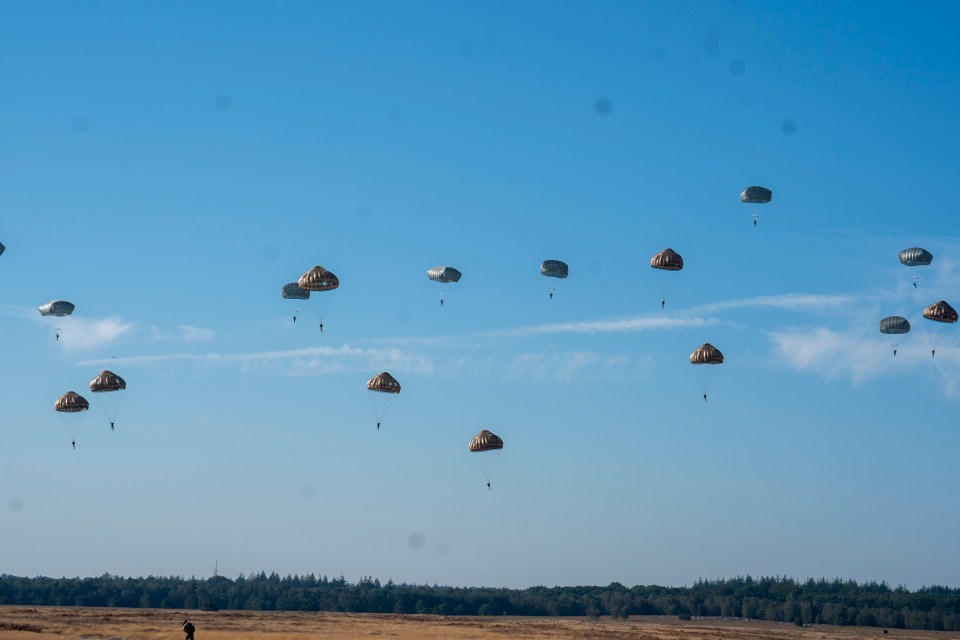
left=2, top=574, right=960, bottom=631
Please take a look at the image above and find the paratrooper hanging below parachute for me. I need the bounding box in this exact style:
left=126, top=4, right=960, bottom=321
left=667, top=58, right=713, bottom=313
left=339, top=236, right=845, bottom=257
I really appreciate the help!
left=540, top=260, right=568, bottom=300
left=650, top=248, right=683, bottom=309
left=297, top=266, right=339, bottom=331
left=427, top=266, right=461, bottom=306
left=740, top=186, right=772, bottom=227
left=922, top=300, right=957, bottom=358
left=367, top=372, right=401, bottom=430
left=469, top=429, right=503, bottom=489
left=879, top=316, right=910, bottom=356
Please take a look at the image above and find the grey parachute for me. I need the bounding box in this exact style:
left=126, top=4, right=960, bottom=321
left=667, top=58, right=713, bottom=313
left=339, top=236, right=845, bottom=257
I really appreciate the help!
left=39, top=300, right=75, bottom=317
left=880, top=316, right=910, bottom=356
left=741, top=186, right=772, bottom=227
left=282, top=282, right=310, bottom=300
left=740, top=186, right=772, bottom=203
left=879, top=316, right=911, bottom=335
left=540, top=260, right=569, bottom=279
left=427, top=266, right=462, bottom=283
left=899, top=248, right=933, bottom=267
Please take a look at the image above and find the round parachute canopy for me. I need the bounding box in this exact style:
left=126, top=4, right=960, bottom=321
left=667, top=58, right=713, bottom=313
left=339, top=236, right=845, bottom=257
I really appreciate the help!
left=427, top=266, right=462, bottom=283
left=39, top=300, right=75, bottom=317
left=650, top=248, right=684, bottom=271
left=55, top=391, right=89, bottom=413
left=469, top=429, right=503, bottom=452
left=90, top=370, right=126, bottom=393
left=690, top=343, right=724, bottom=365
left=298, top=266, right=339, bottom=292
left=282, top=282, right=310, bottom=300
left=367, top=371, right=401, bottom=394
left=923, top=300, right=958, bottom=324
left=740, top=186, right=772, bottom=204
left=899, top=248, right=933, bottom=267
left=879, top=316, right=911, bottom=335
left=540, top=260, right=569, bottom=279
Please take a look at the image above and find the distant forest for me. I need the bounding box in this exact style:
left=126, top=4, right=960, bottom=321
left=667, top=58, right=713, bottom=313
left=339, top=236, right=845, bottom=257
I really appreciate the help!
left=2, top=574, right=960, bottom=631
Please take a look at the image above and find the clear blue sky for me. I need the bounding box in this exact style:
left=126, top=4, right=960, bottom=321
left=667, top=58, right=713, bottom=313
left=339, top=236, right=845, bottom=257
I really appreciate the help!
left=2, top=1, right=960, bottom=590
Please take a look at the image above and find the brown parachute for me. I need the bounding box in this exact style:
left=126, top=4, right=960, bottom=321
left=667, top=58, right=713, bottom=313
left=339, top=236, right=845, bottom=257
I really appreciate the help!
left=367, top=372, right=401, bottom=394
left=690, top=343, right=724, bottom=365
left=298, top=266, right=340, bottom=292
left=90, top=370, right=126, bottom=393
left=650, top=248, right=684, bottom=271
left=55, top=391, right=89, bottom=412
left=469, top=429, right=503, bottom=452
left=923, top=300, right=958, bottom=324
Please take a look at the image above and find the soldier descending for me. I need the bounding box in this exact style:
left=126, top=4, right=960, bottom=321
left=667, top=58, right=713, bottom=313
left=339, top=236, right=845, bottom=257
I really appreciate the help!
left=183, top=619, right=196, bottom=640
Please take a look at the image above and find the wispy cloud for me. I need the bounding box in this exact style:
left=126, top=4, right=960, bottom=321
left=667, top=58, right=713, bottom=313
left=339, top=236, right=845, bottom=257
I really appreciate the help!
left=692, top=293, right=863, bottom=315
left=57, top=317, right=134, bottom=355
left=77, top=344, right=435, bottom=376
left=769, top=326, right=960, bottom=393
left=507, top=351, right=651, bottom=383
left=489, top=314, right=715, bottom=338
left=147, top=325, right=215, bottom=342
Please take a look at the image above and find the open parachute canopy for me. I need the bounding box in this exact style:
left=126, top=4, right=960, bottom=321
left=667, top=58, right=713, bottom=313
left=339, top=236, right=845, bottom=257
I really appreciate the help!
left=367, top=371, right=401, bottom=394
left=39, top=300, right=75, bottom=317
left=899, top=248, right=933, bottom=267
left=740, top=186, right=772, bottom=204
left=923, top=300, right=958, bottom=324
left=468, top=429, right=503, bottom=452
left=880, top=316, right=911, bottom=335
left=427, top=266, right=462, bottom=283
left=282, top=282, right=310, bottom=300
left=690, top=343, right=724, bottom=365
left=55, top=391, right=89, bottom=412
left=90, top=370, right=126, bottom=393
left=650, top=248, right=684, bottom=271
left=298, top=266, right=339, bottom=292
left=540, top=260, right=569, bottom=279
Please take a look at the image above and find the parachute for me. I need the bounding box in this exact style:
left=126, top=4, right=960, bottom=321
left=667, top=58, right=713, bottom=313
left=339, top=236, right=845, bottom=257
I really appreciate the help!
left=900, top=248, right=933, bottom=288
left=650, top=248, right=683, bottom=309
left=427, top=266, right=462, bottom=283
left=880, top=316, right=911, bottom=334
left=690, top=343, right=723, bottom=402
left=469, top=429, right=503, bottom=489
left=880, top=316, right=910, bottom=356
left=282, top=282, right=310, bottom=300
left=922, top=301, right=957, bottom=357
left=55, top=391, right=89, bottom=448
left=297, top=266, right=339, bottom=330
left=89, top=370, right=126, bottom=430
left=923, top=300, right=958, bottom=323
left=740, top=186, right=772, bottom=227
left=899, top=248, right=933, bottom=267
left=282, top=282, right=309, bottom=323
left=427, top=266, right=462, bottom=306
left=540, top=260, right=568, bottom=299
left=367, top=372, right=401, bottom=430
left=39, top=300, right=75, bottom=317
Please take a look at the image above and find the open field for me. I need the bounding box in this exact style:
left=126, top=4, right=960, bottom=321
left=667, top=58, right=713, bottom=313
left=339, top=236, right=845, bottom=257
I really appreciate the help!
left=1, top=608, right=959, bottom=640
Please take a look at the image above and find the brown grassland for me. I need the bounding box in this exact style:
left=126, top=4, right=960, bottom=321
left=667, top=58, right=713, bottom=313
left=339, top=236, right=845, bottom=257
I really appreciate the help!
left=1, top=608, right=959, bottom=640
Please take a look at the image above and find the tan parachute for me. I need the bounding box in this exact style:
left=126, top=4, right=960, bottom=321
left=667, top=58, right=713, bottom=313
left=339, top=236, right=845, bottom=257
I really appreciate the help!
left=55, top=391, right=89, bottom=449
left=297, top=266, right=339, bottom=330
left=89, top=370, right=127, bottom=431
left=367, top=372, right=401, bottom=430
left=469, top=429, right=503, bottom=489
left=690, top=343, right=724, bottom=402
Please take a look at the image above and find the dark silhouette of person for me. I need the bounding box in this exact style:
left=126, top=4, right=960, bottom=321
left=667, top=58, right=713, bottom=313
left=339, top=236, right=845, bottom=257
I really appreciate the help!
left=703, top=393, right=708, bottom=403
left=56, top=332, right=60, bottom=341
left=893, top=348, right=897, bottom=356
left=661, top=298, right=666, bottom=310
left=293, top=314, right=297, bottom=323
left=110, top=421, right=115, bottom=431
left=486, top=481, right=491, bottom=490
left=440, top=298, right=444, bottom=307
left=183, top=619, right=195, bottom=640
left=319, top=322, right=324, bottom=332
left=549, top=291, right=554, bottom=300
left=376, top=420, right=381, bottom=430
left=932, top=349, right=936, bottom=358
left=71, top=440, right=75, bottom=449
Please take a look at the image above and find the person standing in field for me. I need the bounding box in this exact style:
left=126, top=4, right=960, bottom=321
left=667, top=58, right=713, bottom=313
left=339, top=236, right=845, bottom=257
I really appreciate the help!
left=183, top=619, right=195, bottom=640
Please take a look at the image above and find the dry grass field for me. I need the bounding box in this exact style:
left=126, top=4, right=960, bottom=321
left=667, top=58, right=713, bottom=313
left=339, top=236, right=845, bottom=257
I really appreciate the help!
left=1, top=608, right=959, bottom=640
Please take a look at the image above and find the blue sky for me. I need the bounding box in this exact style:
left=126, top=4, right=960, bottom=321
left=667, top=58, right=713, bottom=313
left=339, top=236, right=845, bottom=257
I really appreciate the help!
left=2, top=1, right=960, bottom=589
